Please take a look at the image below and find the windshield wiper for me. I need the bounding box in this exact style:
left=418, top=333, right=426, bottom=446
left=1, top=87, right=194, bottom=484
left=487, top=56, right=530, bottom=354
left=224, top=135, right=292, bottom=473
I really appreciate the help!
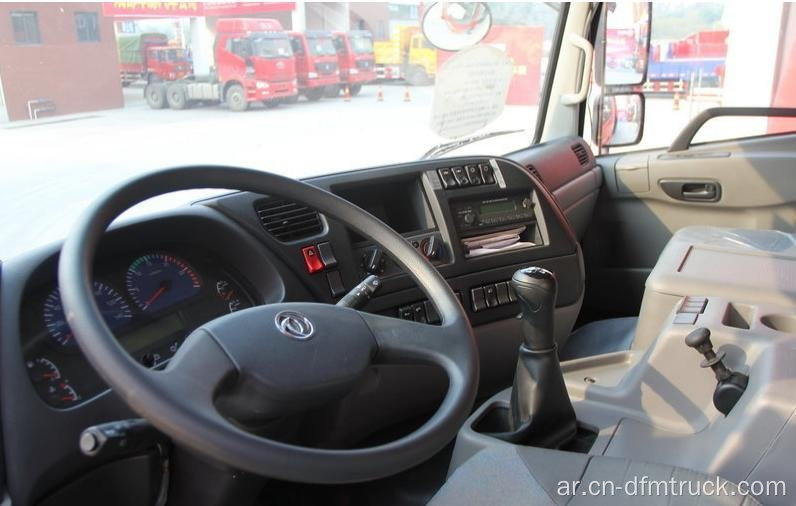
left=420, top=129, right=525, bottom=160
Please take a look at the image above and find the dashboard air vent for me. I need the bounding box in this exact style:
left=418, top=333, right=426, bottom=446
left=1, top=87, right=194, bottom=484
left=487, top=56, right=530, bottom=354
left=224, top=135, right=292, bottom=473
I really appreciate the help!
left=255, top=199, right=323, bottom=242
left=571, top=143, right=590, bottom=166
left=525, top=164, right=543, bottom=183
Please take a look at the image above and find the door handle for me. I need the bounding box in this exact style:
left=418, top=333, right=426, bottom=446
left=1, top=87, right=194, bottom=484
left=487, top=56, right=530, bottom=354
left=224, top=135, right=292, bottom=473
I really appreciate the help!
left=659, top=179, right=721, bottom=202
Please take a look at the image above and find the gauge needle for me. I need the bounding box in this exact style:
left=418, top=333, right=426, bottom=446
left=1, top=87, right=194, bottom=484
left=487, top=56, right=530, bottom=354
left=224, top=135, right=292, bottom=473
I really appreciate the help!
left=143, top=282, right=168, bottom=309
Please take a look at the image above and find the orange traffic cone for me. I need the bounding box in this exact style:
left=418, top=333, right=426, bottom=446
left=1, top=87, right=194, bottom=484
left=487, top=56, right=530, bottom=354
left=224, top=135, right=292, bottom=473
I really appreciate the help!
left=403, top=86, right=411, bottom=102
left=376, top=86, right=384, bottom=102
left=343, top=85, right=351, bottom=102
left=673, top=92, right=680, bottom=111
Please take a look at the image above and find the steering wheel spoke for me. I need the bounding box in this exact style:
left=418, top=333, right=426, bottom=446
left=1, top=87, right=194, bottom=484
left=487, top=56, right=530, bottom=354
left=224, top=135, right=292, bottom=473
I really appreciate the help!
left=359, top=311, right=469, bottom=369
left=151, top=329, right=238, bottom=412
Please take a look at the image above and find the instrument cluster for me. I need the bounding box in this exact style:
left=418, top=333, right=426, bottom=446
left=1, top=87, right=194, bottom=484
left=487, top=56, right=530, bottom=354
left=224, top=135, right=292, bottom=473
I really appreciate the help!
left=21, top=249, right=253, bottom=408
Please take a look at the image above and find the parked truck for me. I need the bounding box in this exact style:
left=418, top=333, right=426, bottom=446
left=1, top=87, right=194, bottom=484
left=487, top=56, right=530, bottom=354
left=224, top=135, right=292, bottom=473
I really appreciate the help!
left=287, top=31, right=340, bottom=102
left=646, top=29, right=729, bottom=91
left=117, top=33, right=192, bottom=86
left=374, top=26, right=436, bottom=85
left=329, top=30, right=376, bottom=97
left=145, top=18, right=297, bottom=112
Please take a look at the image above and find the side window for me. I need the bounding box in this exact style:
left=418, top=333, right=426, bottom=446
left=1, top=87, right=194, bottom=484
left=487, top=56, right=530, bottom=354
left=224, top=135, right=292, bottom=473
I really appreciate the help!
left=598, top=2, right=796, bottom=153
left=229, top=38, right=252, bottom=58
left=75, top=12, right=100, bottom=42
left=11, top=11, right=41, bottom=45
left=290, top=37, right=304, bottom=55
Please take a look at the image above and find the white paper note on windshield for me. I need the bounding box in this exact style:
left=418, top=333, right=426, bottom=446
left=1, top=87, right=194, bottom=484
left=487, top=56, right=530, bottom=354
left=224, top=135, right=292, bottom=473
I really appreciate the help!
left=430, top=44, right=513, bottom=139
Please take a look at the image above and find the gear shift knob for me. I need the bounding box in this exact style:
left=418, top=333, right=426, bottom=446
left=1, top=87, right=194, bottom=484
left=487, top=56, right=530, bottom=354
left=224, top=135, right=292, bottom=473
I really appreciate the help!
left=511, top=267, right=557, bottom=351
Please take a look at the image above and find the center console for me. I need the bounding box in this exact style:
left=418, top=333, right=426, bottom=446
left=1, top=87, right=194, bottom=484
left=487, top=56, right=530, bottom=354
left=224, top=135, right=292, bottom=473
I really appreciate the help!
left=447, top=227, right=796, bottom=505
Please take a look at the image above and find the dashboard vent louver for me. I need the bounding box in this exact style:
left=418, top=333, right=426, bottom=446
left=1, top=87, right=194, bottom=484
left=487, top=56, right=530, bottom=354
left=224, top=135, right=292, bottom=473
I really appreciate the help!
left=571, top=143, right=590, bottom=166
left=526, top=164, right=543, bottom=183
left=255, top=199, right=323, bottom=242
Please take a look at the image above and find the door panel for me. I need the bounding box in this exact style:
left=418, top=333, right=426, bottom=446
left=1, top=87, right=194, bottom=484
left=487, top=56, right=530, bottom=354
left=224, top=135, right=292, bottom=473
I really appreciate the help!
left=582, top=132, right=796, bottom=320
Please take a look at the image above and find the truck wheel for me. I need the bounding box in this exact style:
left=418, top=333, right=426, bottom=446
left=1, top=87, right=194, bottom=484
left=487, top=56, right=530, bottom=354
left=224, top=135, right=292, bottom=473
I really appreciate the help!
left=349, top=83, right=363, bottom=96
left=304, top=88, right=324, bottom=102
left=405, top=65, right=432, bottom=86
left=226, top=84, right=248, bottom=112
left=324, top=85, right=340, bottom=98
left=166, top=84, right=187, bottom=110
left=144, top=83, right=167, bottom=109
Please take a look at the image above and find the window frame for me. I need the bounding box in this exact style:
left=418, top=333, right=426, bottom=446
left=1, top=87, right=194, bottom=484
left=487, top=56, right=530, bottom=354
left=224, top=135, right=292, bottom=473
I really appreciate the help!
left=74, top=11, right=100, bottom=43
left=11, top=11, right=41, bottom=45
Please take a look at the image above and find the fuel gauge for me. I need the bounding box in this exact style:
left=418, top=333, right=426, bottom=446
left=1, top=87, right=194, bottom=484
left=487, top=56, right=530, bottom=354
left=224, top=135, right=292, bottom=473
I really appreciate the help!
left=26, top=357, right=61, bottom=383
left=26, top=357, right=81, bottom=408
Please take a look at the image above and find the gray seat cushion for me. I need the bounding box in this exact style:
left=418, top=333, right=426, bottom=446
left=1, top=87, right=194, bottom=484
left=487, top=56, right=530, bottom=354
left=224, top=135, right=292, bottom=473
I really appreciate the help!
left=560, top=317, right=638, bottom=361
left=430, top=444, right=760, bottom=505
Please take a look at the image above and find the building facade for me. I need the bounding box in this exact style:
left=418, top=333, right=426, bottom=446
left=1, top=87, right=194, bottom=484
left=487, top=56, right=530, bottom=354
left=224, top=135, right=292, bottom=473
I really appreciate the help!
left=0, top=3, right=123, bottom=122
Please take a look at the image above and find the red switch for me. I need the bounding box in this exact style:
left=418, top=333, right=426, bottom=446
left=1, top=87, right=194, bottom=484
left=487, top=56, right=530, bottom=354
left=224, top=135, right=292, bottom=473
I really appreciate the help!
left=301, top=245, right=324, bottom=274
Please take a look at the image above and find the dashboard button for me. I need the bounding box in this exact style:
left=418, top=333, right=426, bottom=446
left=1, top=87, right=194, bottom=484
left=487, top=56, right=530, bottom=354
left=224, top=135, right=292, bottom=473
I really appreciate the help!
left=451, top=167, right=470, bottom=187
left=438, top=168, right=458, bottom=188
left=508, top=284, right=518, bottom=302
left=301, top=245, right=324, bottom=274
left=495, top=282, right=511, bottom=305
left=479, top=163, right=496, bottom=184
left=465, top=165, right=483, bottom=185
left=317, top=242, right=338, bottom=269
left=470, top=287, right=486, bottom=312
left=326, top=270, right=346, bottom=298
left=483, top=284, right=499, bottom=308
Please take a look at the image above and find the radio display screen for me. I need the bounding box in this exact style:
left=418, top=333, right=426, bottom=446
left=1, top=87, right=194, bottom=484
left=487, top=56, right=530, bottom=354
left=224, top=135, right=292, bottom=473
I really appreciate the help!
left=479, top=200, right=517, bottom=216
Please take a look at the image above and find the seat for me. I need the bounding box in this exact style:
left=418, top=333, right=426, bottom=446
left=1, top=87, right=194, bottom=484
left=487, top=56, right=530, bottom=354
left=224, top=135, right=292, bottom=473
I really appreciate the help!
left=430, top=444, right=759, bottom=505
left=560, top=317, right=637, bottom=361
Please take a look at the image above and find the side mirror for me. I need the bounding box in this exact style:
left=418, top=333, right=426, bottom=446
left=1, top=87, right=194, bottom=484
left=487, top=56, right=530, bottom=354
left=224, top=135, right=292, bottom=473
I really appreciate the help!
left=421, top=2, right=492, bottom=51
left=595, top=92, right=645, bottom=147
left=600, top=2, right=651, bottom=86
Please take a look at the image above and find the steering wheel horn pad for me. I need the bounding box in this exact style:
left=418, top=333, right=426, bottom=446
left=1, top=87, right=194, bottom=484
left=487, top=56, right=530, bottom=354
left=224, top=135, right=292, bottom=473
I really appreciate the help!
left=205, top=303, right=377, bottom=424
left=58, top=166, right=478, bottom=483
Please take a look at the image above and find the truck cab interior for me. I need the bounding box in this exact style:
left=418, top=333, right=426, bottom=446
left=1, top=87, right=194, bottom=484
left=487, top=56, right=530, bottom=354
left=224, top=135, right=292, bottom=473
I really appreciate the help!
left=2, top=2, right=796, bottom=505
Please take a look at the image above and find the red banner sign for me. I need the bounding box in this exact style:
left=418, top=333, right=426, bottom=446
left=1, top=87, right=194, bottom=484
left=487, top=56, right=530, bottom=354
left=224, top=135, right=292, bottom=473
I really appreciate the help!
left=102, top=2, right=295, bottom=18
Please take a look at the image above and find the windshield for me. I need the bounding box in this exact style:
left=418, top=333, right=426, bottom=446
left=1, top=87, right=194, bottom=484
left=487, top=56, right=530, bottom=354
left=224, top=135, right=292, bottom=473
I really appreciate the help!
left=307, top=36, right=337, bottom=56
left=349, top=35, right=373, bottom=54
left=251, top=35, right=292, bottom=58
left=0, top=2, right=562, bottom=260
left=165, top=48, right=187, bottom=61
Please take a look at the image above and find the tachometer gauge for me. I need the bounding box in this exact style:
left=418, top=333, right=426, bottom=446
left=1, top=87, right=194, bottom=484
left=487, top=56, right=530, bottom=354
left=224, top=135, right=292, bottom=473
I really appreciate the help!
left=43, top=282, right=132, bottom=347
left=126, top=253, right=202, bottom=313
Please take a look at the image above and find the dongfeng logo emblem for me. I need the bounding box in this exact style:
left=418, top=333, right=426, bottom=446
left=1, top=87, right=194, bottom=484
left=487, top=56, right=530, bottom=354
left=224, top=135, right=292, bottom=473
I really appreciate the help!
left=275, top=311, right=314, bottom=340
left=276, top=61, right=285, bottom=70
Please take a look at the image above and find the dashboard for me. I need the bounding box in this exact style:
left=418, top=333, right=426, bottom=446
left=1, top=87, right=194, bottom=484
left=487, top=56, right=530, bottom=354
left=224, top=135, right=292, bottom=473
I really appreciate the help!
left=0, top=137, right=596, bottom=505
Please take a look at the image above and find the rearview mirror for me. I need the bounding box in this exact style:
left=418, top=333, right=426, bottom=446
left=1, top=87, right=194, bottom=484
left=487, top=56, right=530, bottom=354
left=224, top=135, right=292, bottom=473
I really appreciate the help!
left=604, top=2, right=651, bottom=86
left=597, top=93, right=645, bottom=147
left=421, top=2, right=492, bottom=51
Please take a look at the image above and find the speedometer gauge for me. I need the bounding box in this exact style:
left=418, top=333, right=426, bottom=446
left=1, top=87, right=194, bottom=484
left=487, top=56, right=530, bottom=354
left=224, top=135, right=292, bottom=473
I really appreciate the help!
left=43, top=282, right=132, bottom=347
left=125, top=253, right=202, bottom=313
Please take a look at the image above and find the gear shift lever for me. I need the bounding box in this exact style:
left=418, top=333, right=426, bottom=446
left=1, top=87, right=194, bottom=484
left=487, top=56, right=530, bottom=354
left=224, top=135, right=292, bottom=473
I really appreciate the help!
left=499, top=267, right=577, bottom=447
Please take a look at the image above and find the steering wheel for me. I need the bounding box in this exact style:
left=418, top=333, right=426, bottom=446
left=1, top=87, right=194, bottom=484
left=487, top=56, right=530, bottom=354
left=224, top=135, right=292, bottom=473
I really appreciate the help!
left=58, top=166, right=478, bottom=483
